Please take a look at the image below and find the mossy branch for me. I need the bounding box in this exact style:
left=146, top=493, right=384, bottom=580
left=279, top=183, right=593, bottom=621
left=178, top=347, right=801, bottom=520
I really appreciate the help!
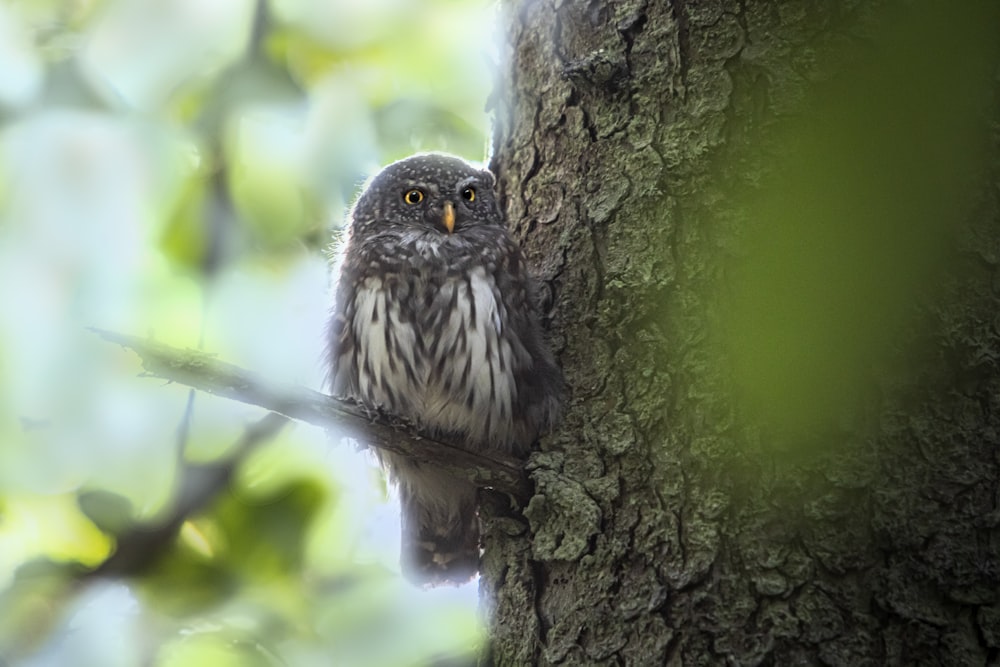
left=92, top=329, right=532, bottom=501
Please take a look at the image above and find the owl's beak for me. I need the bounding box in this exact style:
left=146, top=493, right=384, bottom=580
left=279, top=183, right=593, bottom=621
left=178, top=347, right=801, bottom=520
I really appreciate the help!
left=442, top=201, right=455, bottom=234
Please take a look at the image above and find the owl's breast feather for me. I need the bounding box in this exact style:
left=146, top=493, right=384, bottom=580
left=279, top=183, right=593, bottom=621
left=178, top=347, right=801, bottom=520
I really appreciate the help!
left=348, top=266, right=520, bottom=447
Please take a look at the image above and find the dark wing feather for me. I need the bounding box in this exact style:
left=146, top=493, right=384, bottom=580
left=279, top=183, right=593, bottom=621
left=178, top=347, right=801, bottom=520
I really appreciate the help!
left=325, top=244, right=361, bottom=399
left=493, top=235, right=565, bottom=452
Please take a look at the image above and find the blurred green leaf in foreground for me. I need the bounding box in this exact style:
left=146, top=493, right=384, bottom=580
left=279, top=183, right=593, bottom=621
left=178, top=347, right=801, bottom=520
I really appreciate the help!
left=717, top=1, right=999, bottom=444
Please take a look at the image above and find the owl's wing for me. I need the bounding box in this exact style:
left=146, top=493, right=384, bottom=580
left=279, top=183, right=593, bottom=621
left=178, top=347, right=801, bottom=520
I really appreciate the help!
left=325, top=251, right=361, bottom=399
left=495, top=238, right=566, bottom=446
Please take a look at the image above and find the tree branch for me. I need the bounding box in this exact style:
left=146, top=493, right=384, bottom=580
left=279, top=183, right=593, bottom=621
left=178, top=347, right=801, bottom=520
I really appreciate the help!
left=92, top=329, right=532, bottom=501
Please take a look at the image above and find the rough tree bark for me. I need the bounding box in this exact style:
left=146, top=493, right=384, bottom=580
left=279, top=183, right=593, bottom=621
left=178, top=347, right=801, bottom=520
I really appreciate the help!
left=480, top=1, right=1000, bottom=665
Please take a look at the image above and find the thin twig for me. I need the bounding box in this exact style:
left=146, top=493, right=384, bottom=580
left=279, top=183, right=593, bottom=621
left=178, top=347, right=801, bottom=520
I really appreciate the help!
left=91, top=329, right=532, bottom=500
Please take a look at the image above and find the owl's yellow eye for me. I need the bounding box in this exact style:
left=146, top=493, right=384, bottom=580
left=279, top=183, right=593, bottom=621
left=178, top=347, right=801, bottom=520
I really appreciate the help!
left=403, top=189, right=424, bottom=204
left=461, top=187, right=476, bottom=202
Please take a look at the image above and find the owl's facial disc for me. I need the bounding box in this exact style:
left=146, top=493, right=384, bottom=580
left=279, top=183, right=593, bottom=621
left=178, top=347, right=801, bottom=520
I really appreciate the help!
left=442, top=201, right=455, bottom=234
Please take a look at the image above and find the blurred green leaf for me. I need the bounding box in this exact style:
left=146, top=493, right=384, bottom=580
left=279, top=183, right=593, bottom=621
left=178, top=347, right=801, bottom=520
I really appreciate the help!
left=159, top=179, right=210, bottom=270
left=719, top=0, right=999, bottom=441
left=137, top=479, right=323, bottom=616
left=0, top=494, right=112, bottom=581
left=77, top=489, right=135, bottom=536
left=217, top=478, right=324, bottom=579
left=0, top=559, right=81, bottom=661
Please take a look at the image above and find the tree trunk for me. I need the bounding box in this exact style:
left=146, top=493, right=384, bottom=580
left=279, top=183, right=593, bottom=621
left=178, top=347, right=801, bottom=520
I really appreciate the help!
left=480, top=1, right=1000, bottom=664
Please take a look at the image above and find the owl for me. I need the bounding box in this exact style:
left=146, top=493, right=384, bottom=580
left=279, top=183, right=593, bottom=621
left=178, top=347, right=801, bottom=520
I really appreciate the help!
left=326, top=153, right=563, bottom=585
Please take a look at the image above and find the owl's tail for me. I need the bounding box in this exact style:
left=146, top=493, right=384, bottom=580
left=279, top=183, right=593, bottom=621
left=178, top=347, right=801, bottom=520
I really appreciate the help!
left=399, top=478, right=480, bottom=586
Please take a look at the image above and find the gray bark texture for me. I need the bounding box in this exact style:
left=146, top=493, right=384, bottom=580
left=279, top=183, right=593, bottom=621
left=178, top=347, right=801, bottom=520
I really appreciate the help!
left=479, top=1, right=1000, bottom=665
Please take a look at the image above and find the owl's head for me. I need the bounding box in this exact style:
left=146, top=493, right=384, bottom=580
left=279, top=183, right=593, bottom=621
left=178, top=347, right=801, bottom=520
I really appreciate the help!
left=351, top=153, right=500, bottom=236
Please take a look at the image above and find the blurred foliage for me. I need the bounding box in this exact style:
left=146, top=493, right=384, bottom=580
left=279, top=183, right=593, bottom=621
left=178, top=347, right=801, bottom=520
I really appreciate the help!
left=717, top=1, right=999, bottom=444
left=0, top=0, right=493, bottom=664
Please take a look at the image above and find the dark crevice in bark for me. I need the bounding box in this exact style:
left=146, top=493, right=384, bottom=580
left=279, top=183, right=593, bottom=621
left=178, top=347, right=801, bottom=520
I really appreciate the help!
left=670, top=0, right=691, bottom=94
left=530, top=557, right=549, bottom=655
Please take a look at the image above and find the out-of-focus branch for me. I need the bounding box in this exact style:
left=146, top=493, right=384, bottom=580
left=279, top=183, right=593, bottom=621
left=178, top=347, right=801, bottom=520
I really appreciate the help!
left=88, top=412, right=289, bottom=579
left=0, top=413, right=291, bottom=663
left=92, top=329, right=532, bottom=501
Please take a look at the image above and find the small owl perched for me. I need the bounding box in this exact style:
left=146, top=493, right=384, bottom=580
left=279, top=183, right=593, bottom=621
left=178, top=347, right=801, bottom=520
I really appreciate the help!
left=326, top=153, right=563, bottom=585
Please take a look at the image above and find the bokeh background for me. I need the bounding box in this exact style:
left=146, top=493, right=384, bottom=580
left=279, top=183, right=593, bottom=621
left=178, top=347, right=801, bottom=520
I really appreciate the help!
left=0, top=0, right=495, bottom=664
